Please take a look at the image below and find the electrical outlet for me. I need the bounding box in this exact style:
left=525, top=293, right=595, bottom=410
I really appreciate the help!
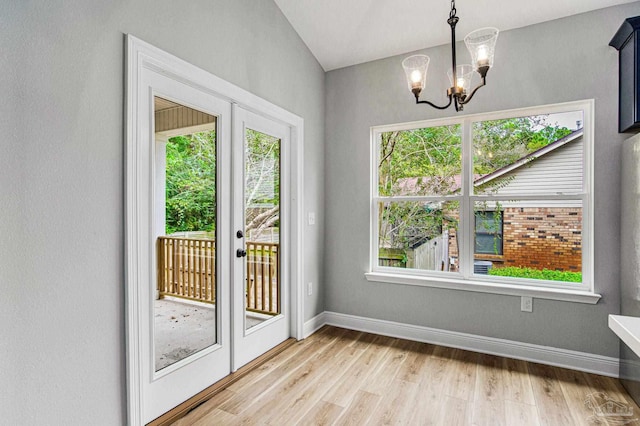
left=521, top=296, right=533, bottom=312
left=308, top=212, right=316, bottom=226
left=307, top=282, right=313, bottom=296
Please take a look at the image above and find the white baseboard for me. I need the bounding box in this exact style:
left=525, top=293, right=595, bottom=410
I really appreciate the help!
left=303, top=312, right=327, bottom=338
left=303, top=311, right=618, bottom=378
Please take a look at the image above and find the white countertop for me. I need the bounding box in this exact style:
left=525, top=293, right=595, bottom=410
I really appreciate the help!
left=609, top=314, right=640, bottom=357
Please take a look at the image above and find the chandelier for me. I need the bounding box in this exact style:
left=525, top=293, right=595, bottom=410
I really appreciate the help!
left=402, top=0, right=499, bottom=112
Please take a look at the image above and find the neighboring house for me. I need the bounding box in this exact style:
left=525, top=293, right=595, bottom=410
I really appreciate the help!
left=401, top=128, right=584, bottom=273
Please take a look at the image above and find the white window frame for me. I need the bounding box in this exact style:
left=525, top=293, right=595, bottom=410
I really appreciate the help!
left=366, top=99, right=600, bottom=304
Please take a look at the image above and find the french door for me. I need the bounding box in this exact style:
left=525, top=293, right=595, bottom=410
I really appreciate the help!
left=126, top=37, right=297, bottom=424
left=232, top=107, right=291, bottom=370
left=142, top=70, right=233, bottom=423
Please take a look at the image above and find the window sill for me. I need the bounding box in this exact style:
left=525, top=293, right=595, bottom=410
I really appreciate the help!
left=364, top=271, right=601, bottom=304
left=474, top=254, right=504, bottom=262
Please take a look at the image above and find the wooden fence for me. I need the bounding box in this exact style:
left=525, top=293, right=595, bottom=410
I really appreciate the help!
left=414, top=231, right=449, bottom=271
left=157, top=236, right=280, bottom=315
left=378, top=248, right=406, bottom=268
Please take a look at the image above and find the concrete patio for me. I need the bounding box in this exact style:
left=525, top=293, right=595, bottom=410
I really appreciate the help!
left=154, top=298, right=266, bottom=371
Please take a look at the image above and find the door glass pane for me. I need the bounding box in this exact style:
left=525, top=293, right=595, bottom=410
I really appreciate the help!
left=154, top=96, right=217, bottom=371
left=244, top=128, right=281, bottom=330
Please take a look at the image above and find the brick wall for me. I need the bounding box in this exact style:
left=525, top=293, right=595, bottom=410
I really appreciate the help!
left=502, top=207, right=582, bottom=271
left=445, top=206, right=582, bottom=272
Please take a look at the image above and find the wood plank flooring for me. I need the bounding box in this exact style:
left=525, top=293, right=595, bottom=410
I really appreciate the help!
left=171, top=326, right=640, bottom=425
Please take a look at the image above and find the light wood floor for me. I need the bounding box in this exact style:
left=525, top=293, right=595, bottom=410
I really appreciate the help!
left=172, top=326, right=640, bottom=425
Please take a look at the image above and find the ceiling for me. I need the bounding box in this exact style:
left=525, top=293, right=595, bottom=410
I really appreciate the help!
left=273, top=0, right=637, bottom=71
left=154, top=96, right=181, bottom=112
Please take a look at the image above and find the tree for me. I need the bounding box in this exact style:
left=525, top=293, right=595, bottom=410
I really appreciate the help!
left=244, top=129, right=280, bottom=239
left=473, top=117, right=572, bottom=176
left=378, top=125, right=460, bottom=250
left=164, top=128, right=282, bottom=240
left=379, top=126, right=461, bottom=197
left=165, top=131, right=217, bottom=235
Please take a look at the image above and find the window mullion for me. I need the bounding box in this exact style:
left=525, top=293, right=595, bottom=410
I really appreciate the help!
left=371, top=130, right=380, bottom=271
left=460, top=119, right=473, bottom=279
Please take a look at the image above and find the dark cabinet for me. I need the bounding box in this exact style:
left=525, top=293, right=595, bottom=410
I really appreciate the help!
left=610, top=17, right=640, bottom=133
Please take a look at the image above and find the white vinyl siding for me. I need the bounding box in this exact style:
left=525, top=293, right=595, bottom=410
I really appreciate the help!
left=484, top=137, right=582, bottom=194
left=479, top=137, right=583, bottom=208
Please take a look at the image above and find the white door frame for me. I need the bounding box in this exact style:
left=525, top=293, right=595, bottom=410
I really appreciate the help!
left=125, top=35, right=304, bottom=426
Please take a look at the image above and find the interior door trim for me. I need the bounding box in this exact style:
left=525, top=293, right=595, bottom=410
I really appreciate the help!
left=125, top=34, right=305, bottom=426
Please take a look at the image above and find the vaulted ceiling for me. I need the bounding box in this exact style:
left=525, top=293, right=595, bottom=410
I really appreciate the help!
left=273, top=0, right=638, bottom=71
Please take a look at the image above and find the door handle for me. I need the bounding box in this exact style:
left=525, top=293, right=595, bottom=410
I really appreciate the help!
left=236, top=249, right=247, bottom=258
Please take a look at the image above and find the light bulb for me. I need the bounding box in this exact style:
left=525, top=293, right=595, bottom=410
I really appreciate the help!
left=410, top=70, right=423, bottom=89
left=478, top=46, right=488, bottom=61
left=457, top=78, right=465, bottom=90
left=477, top=45, right=489, bottom=67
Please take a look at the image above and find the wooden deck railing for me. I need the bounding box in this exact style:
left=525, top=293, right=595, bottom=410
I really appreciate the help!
left=246, top=242, right=279, bottom=315
left=157, top=236, right=280, bottom=316
left=157, top=236, right=216, bottom=304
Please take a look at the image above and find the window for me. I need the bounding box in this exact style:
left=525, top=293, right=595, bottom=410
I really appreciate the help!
left=475, top=211, right=503, bottom=255
left=369, top=100, right=595, bottom=298
left=377, top=123, right=461, bottom=272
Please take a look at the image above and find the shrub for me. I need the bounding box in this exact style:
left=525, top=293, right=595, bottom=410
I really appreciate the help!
left=488, top=266, right=581, bottom=283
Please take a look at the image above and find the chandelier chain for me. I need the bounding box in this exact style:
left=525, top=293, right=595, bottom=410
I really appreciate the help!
left=449, top=0, right=457, bottom=19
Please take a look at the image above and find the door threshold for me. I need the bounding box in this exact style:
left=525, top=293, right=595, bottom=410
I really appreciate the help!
left=147, top=338, right=297, bottom=426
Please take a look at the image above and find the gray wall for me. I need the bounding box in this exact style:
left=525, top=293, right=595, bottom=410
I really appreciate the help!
left=0, top=1, right=325, bottom=424
left=324, top=2, right=640, bottom=358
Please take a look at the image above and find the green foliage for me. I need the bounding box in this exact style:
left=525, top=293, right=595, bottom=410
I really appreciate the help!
left=488, top=266, right=582, bottom=283
left=379, top=125, right=461, bottom=197
left=165, top=131, right=217, bottom=234
left=473, top=118, right=531, bottom=175
left=164, top=128, right=282, bottom=238
left=473, top=117, right=572, bottom=176
left=527, top=126, right=572, bottom=151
